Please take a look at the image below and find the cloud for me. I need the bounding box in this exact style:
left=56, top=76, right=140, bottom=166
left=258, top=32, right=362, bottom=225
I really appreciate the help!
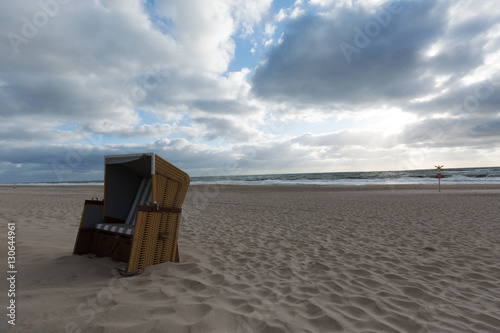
left=79, top=122, right=178, bottom=139
left=192, top=116, right=261, bottom=142
left=251, top=0, right=499, bottom=117
left=0, top=125, right=84, bottom=144
left=408, top=78, right=500, bottom=116
left=252, top=1, right=442, bottom=106
left=0, top=1, right=268, bottom=144
left=1, top=1, right=177, bottom=123
left=292, top=130, right=397, bottom=149
left=0, top=0, right=499, bottom=183
left=401, top=115, right=500, bottom=148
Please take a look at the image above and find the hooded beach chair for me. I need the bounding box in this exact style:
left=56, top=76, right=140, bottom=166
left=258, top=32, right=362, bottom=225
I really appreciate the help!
left=73, top=153, right=190, bottom=274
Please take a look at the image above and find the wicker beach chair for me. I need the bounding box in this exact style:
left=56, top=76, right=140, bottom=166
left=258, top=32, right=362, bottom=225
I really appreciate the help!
left=73, top=153, right=190, bottom=274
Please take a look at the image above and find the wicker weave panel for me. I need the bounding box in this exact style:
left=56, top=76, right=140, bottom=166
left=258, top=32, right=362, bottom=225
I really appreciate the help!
left=169, top=214, right=181, bottom=261
left=155, top=174, right=167, bottom=207
left=126, top=154, right=189, bottom=273
left=155, top=155, right=190, bottom=185
left=161, top=213, right=173, bottom=262
left=155, top=155, right=189, bottom=205
left=128, top=211, right=147, bottom=272
left=153, top=175, right=181, bottom=208
left=165, top=180, right=180, bottom=207
left=154, top=213, right=167, bottom=264
left=127, top=211, right=181, bottom=273
left=142, top=212, right=158, bottom=268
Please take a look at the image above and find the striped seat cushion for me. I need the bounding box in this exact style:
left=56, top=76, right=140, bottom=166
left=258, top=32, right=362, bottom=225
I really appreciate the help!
left=95, top=223, right=135, bottom=235
left=125, top=178, right=152, bottom=225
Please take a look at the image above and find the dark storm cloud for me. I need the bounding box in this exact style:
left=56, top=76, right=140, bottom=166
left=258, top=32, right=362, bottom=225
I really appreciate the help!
left=407, top=78, right=500, bottom=116
left=0, top=140, right=233, bottom=182
left=251, top=0, right=490, bottom=111
left=401, top=115, right=500, bottom=148
left=227, top=141, right=312, bottom=172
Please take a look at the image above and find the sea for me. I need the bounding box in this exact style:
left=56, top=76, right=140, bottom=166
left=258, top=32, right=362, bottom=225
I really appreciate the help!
left=190, top=167, right=500, bottom=186
left=9, top=167, right=500, bottom=186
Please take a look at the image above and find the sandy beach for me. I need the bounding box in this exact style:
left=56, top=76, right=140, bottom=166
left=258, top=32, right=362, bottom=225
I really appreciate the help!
left=1, top=184, right=499, bottom=332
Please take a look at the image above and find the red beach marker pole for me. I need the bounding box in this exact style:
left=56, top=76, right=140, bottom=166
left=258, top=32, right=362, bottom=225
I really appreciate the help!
left=435, top=165, right=444, bottom=192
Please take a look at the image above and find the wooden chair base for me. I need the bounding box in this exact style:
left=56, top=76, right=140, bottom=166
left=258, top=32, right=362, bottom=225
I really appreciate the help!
left=74, top=228, right=180, bottom=267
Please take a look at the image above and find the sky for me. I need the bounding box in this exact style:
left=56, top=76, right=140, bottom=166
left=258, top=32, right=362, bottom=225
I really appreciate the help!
left=1, top=0, right=500, bottom=183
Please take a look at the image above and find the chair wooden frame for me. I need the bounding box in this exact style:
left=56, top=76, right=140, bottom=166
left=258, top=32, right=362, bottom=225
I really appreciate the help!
left=73, top=153, right=190, bottom=274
